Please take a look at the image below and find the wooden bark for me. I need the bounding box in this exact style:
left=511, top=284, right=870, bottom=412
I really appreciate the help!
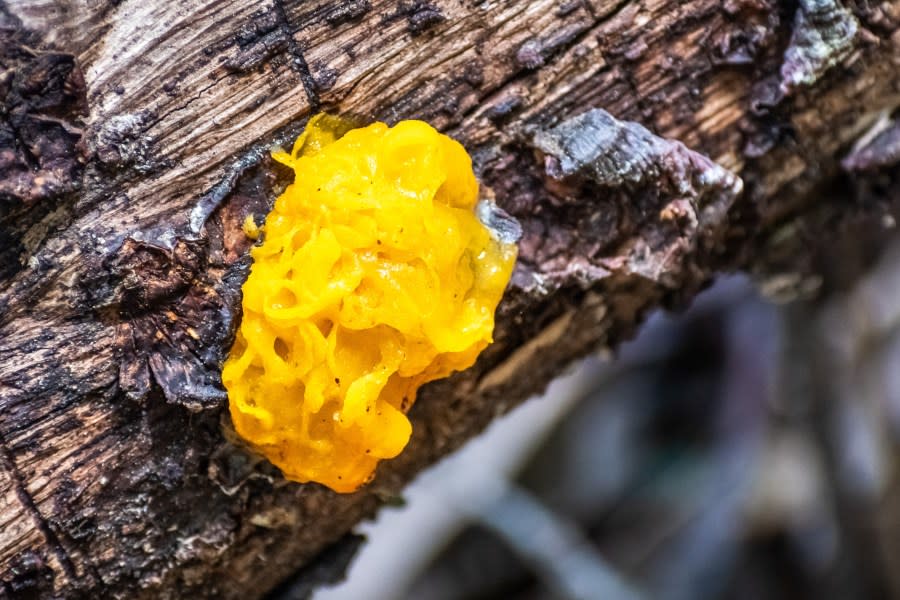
left=0, top=0, right=898, bottom=597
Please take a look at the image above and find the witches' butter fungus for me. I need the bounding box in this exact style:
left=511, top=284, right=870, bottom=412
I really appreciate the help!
left=223, top=114, right=517, bottom=493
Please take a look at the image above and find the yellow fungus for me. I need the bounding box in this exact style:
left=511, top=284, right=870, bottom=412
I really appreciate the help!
left=223, top=115, right=517, bottom=493
left=242, top=214, right=260, bottom=240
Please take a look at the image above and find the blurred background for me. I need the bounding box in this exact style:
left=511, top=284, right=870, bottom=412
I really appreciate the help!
left=313, top=240, right=900, bottom=600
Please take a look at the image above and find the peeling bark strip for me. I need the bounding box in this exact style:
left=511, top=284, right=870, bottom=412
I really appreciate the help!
left=843, top=115, right=900, bottom=173
left=531, top=108, right=742, bottom=203
left=501, top=109, right=741, bottom=292
left=780, top=0, right=859, bottom=96
left=0, top=0, right=899, bottom=597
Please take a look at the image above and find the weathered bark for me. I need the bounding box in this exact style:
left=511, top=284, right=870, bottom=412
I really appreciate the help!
left=0, top=0, right=898, bottom=597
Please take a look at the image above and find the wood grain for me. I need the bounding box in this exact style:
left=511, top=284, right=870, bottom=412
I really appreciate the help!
left=1, top=0, right=899, bottom=597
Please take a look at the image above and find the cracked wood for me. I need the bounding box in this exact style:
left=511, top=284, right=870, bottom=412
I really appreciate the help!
left=1, top=0, right=899, bottom=598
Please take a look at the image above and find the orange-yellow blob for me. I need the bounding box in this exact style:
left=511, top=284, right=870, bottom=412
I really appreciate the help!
left=223, top=114, right=517, bottom=492
left=242, top=214, right=260, bottom=240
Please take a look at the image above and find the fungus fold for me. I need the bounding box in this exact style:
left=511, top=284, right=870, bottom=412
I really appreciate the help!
left=223, top=115, right=517, bottom=492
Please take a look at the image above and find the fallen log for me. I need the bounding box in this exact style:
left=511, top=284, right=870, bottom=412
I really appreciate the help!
left=1, top=0, right=898, bottom=597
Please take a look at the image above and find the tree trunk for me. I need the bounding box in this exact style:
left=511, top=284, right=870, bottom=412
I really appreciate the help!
left=1, top=0, right=898, bottom=597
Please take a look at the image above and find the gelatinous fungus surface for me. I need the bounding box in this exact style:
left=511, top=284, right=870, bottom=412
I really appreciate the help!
left=223, top=115, right=517, bottom=492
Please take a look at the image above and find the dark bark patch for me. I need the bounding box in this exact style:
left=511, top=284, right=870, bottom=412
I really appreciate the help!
left=102, top=235, right=206, bottom=316
left=515, top=39, right=545, bottom=69
left=110, top=252, right=243, bottom=410
left=312, top=63, right=339, bottom=92
left=515, top=22, right=585, bottom=72
left=224, top=10, right=290, bottom=74
left=390, top=1, right=445, bottom=36
left=1, top=551, right=54, bottom=600
left=0, top=37, right=86, bottom=212
left=485, top=94, right=524, bottom=124
left=0, top=28, right=87, bottom=284
left=89, top=154, right=282, bottom=410
left=95, top=232, right=219, bottom=407
left=324, top=0, right=371, bottom=26
left=713, top=0, right=778, bottom=66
